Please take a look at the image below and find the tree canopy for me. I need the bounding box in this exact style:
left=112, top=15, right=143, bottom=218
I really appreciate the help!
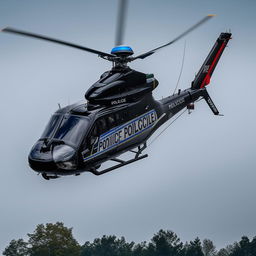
left=3, top=223, right=256, bottom=256
left=3, top=222, right=80, bottom=256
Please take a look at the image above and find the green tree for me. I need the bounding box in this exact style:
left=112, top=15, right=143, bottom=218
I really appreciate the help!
left=81, top=235, right=134, bottom=256
left=146, top=242, right=157, bottom=256
left=249, top=237, right=256, bottom=256
left=239, top=236, right=250, bottom=255
left=185, top=237, right=204, bottom=256
left=27, top=222, right=80, bottom=256
left=229, top=236, right=256, bottom=256
left=202, top=239, right=217, bottom=256
left=217, top=248, right=229, bottom=256
left=149, top=229, right=183, bottom=256
left=80, top=241, right=93, bottom=256
left=132, top=241, right=148, bottom=256
left=3, top=239, right=28, bottom=256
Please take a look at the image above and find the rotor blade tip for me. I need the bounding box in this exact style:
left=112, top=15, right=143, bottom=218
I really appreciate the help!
left=1, top=27, right=9, bottom=32
left=207, top=14, right=216, bottom=17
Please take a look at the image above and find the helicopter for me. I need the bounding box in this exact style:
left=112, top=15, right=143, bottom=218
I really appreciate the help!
left=2, top=1, right=231, bottom=180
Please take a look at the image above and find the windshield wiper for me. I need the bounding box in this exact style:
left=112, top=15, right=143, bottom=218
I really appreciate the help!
left=41, top=138, right=65, bottom=151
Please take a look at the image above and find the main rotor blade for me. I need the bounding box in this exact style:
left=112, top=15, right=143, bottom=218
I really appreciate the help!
left=132, top=15, right=215, bottom=60
left=115, top=0, right=128, bottom=46
left=2, top=27, right=115, bottom=58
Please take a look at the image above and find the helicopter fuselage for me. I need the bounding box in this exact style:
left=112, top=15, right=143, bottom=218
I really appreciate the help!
left=28, top=85, right=204, bottom=179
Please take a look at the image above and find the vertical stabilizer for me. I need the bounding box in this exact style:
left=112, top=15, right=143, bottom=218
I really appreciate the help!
left=191, top=32, right=231, bottom=89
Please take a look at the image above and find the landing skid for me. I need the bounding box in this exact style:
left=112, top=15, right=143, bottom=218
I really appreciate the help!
left=89, top=143, right=148, bottom=176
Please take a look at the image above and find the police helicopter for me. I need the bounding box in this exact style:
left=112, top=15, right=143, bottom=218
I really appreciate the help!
left=2, top=1, right=231, bottom=180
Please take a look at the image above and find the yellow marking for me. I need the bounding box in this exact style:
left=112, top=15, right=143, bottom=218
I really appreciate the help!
left=207, top=14, right=216, bottom=17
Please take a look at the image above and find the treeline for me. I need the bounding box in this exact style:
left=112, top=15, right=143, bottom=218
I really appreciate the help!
left=3, top=222, right=256, bottom=256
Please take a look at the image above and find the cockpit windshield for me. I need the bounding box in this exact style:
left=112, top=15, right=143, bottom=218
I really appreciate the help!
left=54, top=115, right=89, bottom=146
left=41, top=114, right=90, bottom=147
left=41, top=114, right=61, bottom=139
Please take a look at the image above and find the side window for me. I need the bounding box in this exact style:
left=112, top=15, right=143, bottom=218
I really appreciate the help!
left=106, top=114, right=116, bottom=129
left=115, top=111, right=129, bottom=125
left=86, top=118, right=107, bottom=147
left=115, top=113, right=121, bottom=124
left=82, top=117, right=109, bottom=154
left=97, top=118, right=108, bottom=134
left=89, top=125, right=98, bottom=146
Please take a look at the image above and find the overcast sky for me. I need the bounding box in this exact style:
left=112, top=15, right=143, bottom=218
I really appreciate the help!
left=0, top=0, right=256, bottom=252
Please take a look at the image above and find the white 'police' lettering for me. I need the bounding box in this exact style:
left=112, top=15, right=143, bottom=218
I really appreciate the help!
left=84, top=110, right=157, bottom=161
left=168, top=98, right=185, bottom=109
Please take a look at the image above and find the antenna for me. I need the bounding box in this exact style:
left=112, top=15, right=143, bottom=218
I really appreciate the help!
left=173, top=41, right=186, bottom=95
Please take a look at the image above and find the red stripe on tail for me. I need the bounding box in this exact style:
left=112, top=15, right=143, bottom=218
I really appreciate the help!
left=200, top=42, right=226, bottom=88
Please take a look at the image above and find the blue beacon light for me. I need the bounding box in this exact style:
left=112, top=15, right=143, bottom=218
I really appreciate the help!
left=111, top=46, right=134, bottom=55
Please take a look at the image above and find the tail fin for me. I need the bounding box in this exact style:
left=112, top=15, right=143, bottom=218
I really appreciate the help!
left=191, top=32, right=232, bottom=89
left=201, top=89, right=220, bottom=115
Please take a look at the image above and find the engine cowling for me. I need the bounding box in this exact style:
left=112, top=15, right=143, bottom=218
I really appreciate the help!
left=85, top=69, right=158, bottom=106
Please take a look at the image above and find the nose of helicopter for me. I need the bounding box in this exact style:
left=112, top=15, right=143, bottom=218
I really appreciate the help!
left=28, top=141, right=77, bottom=172
left=28, top=140, right=56, bottom=172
